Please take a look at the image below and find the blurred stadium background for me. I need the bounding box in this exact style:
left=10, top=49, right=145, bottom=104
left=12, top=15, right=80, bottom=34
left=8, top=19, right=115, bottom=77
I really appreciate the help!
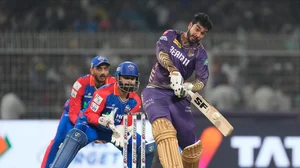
left=0, top=0, right=299, bottom=118
left=0, top=0, right=300, bottom=167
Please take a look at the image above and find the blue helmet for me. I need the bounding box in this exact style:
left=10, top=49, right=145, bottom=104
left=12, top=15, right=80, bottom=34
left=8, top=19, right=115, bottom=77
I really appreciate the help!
left=115, top=61, right=140, bottom=92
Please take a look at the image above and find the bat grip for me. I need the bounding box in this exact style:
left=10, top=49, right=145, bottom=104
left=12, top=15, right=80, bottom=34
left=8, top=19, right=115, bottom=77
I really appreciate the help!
left=187, top=90, right=194, bottom=97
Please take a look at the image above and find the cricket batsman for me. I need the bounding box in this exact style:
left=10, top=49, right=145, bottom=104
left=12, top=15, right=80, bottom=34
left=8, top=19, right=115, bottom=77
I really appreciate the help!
left=141, top=13, right=213, bottom=167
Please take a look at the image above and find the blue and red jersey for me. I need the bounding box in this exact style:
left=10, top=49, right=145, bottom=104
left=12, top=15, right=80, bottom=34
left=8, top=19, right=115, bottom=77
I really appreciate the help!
left=65, top=74, right=116, bottom=124
left=83, top=83, right=141, bottom=127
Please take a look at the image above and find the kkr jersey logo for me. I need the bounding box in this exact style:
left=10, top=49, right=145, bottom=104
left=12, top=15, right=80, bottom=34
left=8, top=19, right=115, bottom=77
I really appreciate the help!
left=169, top=46, right=190, bottom=66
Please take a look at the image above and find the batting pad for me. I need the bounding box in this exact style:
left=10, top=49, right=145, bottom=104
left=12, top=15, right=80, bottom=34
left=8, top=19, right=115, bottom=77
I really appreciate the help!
left=181, top=140, right=202, bottom=168
left=152, top=118, right=183, bottom=168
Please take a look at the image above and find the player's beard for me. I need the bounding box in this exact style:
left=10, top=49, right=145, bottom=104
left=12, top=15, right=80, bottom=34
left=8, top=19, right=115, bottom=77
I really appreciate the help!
left=95, top=74, right=106, bottom=84
left=187, top=29, right=199, bottom=45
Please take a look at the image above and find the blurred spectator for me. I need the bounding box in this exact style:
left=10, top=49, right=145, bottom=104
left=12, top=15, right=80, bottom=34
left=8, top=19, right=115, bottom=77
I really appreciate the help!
left=0, top=53, right=298, bottom=118
left=208, top=73, right=240, bottom=111
left=273, top=88, right=292, bottom=111
left=252, top=85, right=276, bottom=112
left=1, top=93, right=26, bottom=119
left=242, top=79, right=258, bottom=109
left=0, top=0, right=299, bottom=118
left=0, top=0, right=298, bottom=33
left=117, top=0, right=148, bottom=31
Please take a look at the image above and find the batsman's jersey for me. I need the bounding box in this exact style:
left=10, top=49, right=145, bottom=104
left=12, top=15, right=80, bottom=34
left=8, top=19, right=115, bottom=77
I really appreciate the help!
left=82, top=83, right=141, bottom=130
left=148, top=29, right=209, bottom=88
left=66, top=74, right=116, bottom=124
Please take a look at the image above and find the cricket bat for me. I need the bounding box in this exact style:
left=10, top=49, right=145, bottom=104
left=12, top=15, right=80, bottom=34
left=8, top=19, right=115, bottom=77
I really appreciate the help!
left=188, top=90, right=234, bottom=137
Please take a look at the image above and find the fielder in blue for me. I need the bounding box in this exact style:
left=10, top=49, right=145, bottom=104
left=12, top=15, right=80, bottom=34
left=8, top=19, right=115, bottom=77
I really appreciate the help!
left=41, top=56, right=116, bottom=168
left=50, top=61, right=154, bottom=168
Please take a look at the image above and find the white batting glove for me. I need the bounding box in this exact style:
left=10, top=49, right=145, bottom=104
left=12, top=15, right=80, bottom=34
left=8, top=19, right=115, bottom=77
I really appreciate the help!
left=170, top=70, right=185, bottom=98
left=98, top=108, right=117, bottom=130
left=111, top=125, right=132, bottom=148
left=183, top=82, right=193, bottom=91
left=179, top=82, right=194, bottom=98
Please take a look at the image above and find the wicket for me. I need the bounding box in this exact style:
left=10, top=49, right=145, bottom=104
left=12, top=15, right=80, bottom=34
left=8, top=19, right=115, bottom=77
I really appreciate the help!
left=123, top=112, right=146, bottom=168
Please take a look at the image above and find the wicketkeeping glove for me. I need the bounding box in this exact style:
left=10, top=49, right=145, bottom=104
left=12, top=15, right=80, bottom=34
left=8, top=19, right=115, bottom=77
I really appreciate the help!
left=98, top=108, right=117, bottom=130
left=111, top=125, right=133, bottom=148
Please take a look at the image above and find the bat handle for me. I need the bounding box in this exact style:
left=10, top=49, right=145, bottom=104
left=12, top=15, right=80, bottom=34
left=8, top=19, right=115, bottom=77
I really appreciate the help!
left=187, top=90, right=194, bottom=97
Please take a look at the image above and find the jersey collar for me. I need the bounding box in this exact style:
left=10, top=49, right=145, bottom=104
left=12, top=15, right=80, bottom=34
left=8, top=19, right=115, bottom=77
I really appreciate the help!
left=105, top=76, right=110, bottom=84
left=90, top=74, right=95, bottom=87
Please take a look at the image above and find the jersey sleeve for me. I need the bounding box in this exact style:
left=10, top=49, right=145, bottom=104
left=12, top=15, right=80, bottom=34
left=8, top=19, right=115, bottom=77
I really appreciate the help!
left=69, top=78, right=87, bottom=124
left=83, top=90, right=108, bottom=126
left=195, top=48, right=209, bottom=86
left=156, top=30, right=173, bottom=54
left=122, top=94, right=142, bottom=127
left=156, top=30, right=178, bottom=71
left=130, top=94, right=142, bottom=114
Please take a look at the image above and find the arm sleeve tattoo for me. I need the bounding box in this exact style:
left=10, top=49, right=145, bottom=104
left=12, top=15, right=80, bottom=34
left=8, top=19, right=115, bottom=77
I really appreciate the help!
left=157, top=51, right=177, bottom=72
left=191, top=79, right=204, bottom=91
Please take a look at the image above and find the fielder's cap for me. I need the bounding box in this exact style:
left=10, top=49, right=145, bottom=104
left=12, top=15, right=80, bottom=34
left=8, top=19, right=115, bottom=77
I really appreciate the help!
left=91, top=56, right=110, bottom=68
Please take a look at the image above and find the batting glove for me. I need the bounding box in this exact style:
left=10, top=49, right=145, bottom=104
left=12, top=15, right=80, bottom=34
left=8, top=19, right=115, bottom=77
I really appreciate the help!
left=175, top=83, right=194, bottom=98
left=170, top=70, right=185, bottom=98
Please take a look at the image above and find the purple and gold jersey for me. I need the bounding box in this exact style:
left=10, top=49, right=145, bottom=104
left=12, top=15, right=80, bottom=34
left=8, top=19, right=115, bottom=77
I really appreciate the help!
left=148, top=29, right=209, bottom=88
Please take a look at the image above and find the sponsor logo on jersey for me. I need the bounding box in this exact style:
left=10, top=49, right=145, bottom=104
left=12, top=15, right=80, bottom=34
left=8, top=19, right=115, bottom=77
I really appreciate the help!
left=169, top=46, right=190, bottom=66
left=125, top=105, right=131, bottom=113
left=91, top=102, right=99, bottom=112
left=188, top=49, right=194, bottom=57
left=84, top=95, right=92, bottom=98
left=204, top=58, right=208, bottom=65
left=159, top=36, right=168, bottom=41
left=71, top=89, right=77, bottom=98
left=83, top=102, right=88, bottom=108
left=115, top=114, right=123, bottom=123
left=73, top=81, right=82, bottom=91
left=106, top=106, right=114, bottom=109
left=93, top=94, right=103, bottom=105
left=173, top=39, right=182, bottom=48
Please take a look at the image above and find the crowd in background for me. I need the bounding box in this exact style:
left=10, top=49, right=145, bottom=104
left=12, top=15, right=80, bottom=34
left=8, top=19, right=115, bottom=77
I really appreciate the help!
left=0, top=0, right=299, bottom=119
left=0, top=0, right=299, bottom=33
left=0, top=54, right=154, bottom=118
left=208, top=55, right=299, bottom=113
left=1, top=53, right=299, bottom=119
